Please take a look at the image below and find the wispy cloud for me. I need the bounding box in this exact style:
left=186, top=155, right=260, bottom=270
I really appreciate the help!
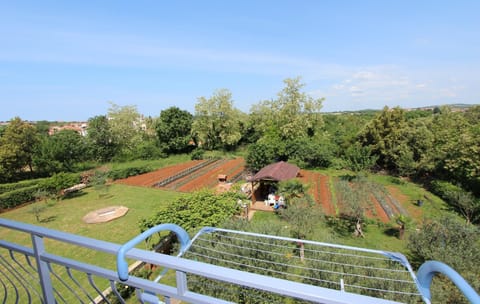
left=1, top=26, right=477, bottom=114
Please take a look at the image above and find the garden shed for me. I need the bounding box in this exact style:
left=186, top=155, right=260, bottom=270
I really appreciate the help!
left=249, top=161, right=300, bottom=203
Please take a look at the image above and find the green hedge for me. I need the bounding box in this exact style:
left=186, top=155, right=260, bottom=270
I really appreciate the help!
left=0, top=178, right=46, bottom=195
left=0, top=184, right=40, bottom=211
left=0, top=173, right=81, bottom=211
left=108, top=165, right=153, bottom=181
left=39, top=172, right=81, bottom=194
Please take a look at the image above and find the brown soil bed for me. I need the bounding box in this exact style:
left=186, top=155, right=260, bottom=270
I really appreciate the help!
left=369, top=194, right=390, bottom=223
left=173, top=158, right=245, bottom=192
left=298, top=170, right=335, bottom=215
left=115, top=160, right=205, bottom=187
left=116, top=158, right=246, bottom=193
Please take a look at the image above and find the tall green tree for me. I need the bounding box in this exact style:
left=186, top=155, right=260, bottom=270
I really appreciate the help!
left=250, top=77, right=324, bottom=141
left=245, top=140, right=277, bottom=172
left=107, top=102, right=144, bottom=158
left=343, top=143, right=378, bottom=172
left=0, top=117, right=39, bottom=181
left=358, top=107, right=412, bottom=174
left=430, top=108, right=480, bottom=189
left=33, top=129, right=86, bottom=175
left=192, top=89, right=244, bottom=150
left=156, top=106, right=193, bottom=153
left=86, top=115, right=117, bottom=162
left=246, top=78, right=325, bottom=170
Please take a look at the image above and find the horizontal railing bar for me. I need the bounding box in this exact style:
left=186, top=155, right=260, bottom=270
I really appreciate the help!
left=0, top=240, right=34, bottom=256
left=0, top=218, right=121, bottom=254
left=41, top=253, right=233, bottom=304
left=124, top=249, right=402, bottom=304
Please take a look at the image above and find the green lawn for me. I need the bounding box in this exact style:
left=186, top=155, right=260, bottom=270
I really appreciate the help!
left=1, top=184, right=183, bottom=244
left=0, top=184, right=184, bottom=303
left=107, top=153, right=192, bottom=171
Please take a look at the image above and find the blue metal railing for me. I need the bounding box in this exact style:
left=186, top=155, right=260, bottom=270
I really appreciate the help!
left=1, top=218, right=479, bottom=304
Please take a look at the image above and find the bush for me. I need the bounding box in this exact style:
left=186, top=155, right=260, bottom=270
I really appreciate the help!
left=190, top=148, right=205, bottom=160
left=0, top=178, right=46, bottom=195
left=0, top=173, right=82, bottom=210
left=107, top=165, right=153, bottom=181
left=0, top=184, right=40, bottom=211
left=430, top=180, right=463, bottom=200
left=40, top=172, right=81, bottom=198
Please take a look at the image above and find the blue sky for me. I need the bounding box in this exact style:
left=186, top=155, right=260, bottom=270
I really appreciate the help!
left=1, top=1, right=479, bottom=121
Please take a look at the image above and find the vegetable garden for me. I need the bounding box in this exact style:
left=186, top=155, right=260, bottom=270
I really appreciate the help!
left=116, top=158, right=416, bottom=223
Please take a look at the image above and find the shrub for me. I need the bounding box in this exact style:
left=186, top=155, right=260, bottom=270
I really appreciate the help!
left=107, top=165, right=153, bottom=180
left=430, top=180, right=462, bottom=200
left=40, top=172, right=81, bottom=198
left=190, top=148, right=205, bottom=160
left=0, top=178, right=46, bottom=195
left=0, top=184, right=40, bottom=211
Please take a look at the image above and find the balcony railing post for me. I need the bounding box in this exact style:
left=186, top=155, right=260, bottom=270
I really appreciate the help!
left=32, top=234, right=55, bottom=303
left=176, top=271, right=188, bottom=296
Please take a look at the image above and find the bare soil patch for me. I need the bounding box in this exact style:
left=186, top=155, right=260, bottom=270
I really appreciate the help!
left=115, top=158, right=246, bottom=193
left=298, top=170, right=335, bottom=215
left=115, top=160, right=205, bottom=187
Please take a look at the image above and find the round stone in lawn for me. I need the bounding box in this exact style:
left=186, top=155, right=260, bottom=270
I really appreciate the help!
left=82, top=206, right=129, bottom=224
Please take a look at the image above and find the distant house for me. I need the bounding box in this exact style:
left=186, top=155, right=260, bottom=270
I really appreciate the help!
left=248, top=161, right=300, bottom=203
left=48, top=122, right=88, bottom=136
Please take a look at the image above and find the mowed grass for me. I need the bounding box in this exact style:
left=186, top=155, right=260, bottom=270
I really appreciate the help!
left=1, top=184, right=184, bottom=265
left=107, top=154, right=191, bottom=171
left=0, top=184, right=184, bottom=303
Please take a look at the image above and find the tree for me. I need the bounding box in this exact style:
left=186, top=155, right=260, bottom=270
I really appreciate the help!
left=450, top=191, right=480, bottom=225
left=250, top=77, right=324, bottom=141
left=429, top=108, right=480, bottom=189
left=278, top=197, right=322, bottom=261
left=277, top=179, right=310, bottom=203
left=0, top=117, right=39, bottom=181
left=33, top=130, right=86, bottom=175
left=246, top=78, right=325, bottom=169
left=358, top=107, right=411, bottom=174
left=335, top=176, right=373, bottom=237
left=343, top=143, right=378, bottom=172
left=86, top=115, right=117, bottom=162
left=192, top=89, right=244, bottom=150
left=107, top=102, right=144, bottom=158
left=35, top=120, right=52, bottom=135
left=402, top=118, right=436, bottom=175
left=245, top=139, right=278, bottom=172
left=156, top=106, right=193, bottom=154
left=277, top=180, right=319, bottom=261
left=287, top=136, right=337, bottom=169
left=430, top=180, right=480, bottom=224
left=29, top=205, right=47, bottom=222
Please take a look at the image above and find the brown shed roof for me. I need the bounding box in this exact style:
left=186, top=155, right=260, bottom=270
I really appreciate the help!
left=250, top=161, right=300, bottom=182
